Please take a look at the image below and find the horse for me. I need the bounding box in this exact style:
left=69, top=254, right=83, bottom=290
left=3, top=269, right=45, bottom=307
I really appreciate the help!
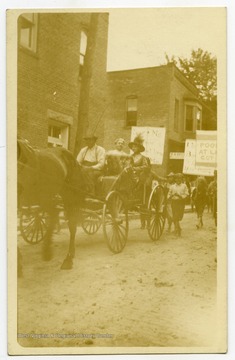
left=17, top=137, right=85, bottom=273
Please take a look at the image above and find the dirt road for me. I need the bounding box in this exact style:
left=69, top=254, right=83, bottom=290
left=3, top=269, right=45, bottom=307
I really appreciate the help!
left=17, top=211, right=217, bottom=349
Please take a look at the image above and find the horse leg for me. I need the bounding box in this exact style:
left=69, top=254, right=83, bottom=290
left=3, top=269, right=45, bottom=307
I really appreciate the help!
left=42, top=207, right=58, bottom=261
left=61, top=209, right=77, bottom=270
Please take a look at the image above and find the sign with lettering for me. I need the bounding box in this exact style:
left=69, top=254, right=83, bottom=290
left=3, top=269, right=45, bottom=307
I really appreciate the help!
left=195, top=130, right=217, bottom=167
left=131, top=126, right=165, bottom=165
left=169, top=152, right=185, bottom=160
left=183, top=139, right=215, bottom=176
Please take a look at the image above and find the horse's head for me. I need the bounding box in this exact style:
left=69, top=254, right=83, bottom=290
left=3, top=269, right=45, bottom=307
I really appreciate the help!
left=17, top=137, right=35, bottom=163
left=17, top=137, right=39, bottom=207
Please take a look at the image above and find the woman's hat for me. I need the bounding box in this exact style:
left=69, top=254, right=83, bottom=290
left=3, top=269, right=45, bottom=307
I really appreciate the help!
left=128, top=134, right=145, bottom=152
left=167, top=172, right=175, bottom=177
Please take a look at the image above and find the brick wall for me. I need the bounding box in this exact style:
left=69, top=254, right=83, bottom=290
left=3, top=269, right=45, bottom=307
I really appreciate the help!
left=104, top=64, right=202, bottom=176
left=168, top=64, right=199, bottom=143
left=104, top=65, right=173, bottom=176
left=17, top=12, right=109, bottom=152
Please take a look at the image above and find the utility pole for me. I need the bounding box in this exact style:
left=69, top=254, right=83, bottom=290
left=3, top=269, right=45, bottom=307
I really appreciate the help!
left=73, top=13, right=99, bottom=157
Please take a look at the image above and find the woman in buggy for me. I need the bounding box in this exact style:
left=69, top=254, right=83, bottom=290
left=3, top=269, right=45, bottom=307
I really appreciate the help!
left=106, top=138, right=130, bottom=175
left=114, top=134, right=152, bottom=229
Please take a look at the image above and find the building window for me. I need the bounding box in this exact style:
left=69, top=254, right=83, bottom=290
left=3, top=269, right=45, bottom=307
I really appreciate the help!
left=48, top=122, right=69, bottom=148
left=184, top=102, right=202, bottom=132
left=79, top=30, right=87, bottom=79
left=196, top=108, right=202, bottom=130
left=174, top=99, right=179, bottom=132
left=185, top=105, right=194, bottom=131
left=126, top=96, right=137, bottom=127
left=18, top=13, right=38, bottom=52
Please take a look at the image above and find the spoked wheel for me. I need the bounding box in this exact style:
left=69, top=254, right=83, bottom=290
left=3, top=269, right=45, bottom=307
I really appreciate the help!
left=103, top=191, right=129, bottom=253
left=147, top=185, right=166, bottom=241
left=20, top=206, right=49, bottom=244
left=81, top=211, right=102, bottom=235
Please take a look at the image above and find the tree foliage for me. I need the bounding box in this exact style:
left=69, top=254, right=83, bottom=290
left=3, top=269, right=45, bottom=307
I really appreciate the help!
left=165, top=48, right=217, bottom=103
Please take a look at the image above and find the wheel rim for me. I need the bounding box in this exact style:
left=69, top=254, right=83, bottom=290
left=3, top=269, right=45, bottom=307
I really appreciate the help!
left=81, top=212, right=101, bottom=235
left=20, top=207, right=48, bottom=244
left=147, top=185, right=166, bottom=241
left=103, top=191, right=128, bottom=253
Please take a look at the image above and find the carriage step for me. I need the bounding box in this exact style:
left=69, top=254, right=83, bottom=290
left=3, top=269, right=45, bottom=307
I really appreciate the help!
left=84, top=197, right=104, bottom=204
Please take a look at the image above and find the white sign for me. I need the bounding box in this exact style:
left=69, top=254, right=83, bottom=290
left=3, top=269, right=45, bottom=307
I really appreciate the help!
left=131, top=126, right=165, bottom=165
left=196, top=130, right=217, bottom=167
left=183, top=139, right=215, bottom=176
left=169, top=152, right=184, bottom=160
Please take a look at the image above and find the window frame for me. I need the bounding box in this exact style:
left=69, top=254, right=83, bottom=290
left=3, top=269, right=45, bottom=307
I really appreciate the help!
left=47, top=120, right=69, bottom=149
left=126, top=96, right=138, bottom=127
left=79, top=29, right=88, bottom=79
left=18, top=13, right=38, bottom=53
left=196, top=107, right=202, bottom=130
left=174, top=98, right=180, bottom=132
left=184, top=101, right=202, bottom=133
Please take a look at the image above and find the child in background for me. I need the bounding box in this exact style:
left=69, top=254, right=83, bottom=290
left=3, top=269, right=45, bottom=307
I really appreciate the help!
left=167, top=173, right=189, bottom=236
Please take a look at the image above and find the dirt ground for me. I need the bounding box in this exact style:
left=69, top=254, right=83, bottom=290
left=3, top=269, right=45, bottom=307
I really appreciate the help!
left=17, top=211, right=217, bottom=349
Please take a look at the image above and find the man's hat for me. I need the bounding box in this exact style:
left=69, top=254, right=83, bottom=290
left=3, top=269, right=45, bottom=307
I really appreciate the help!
left=128, top=134, right=145, bottom=153
left=167, top=172, right=175, bottom=177
left=83, top=130, right=98, bottom=141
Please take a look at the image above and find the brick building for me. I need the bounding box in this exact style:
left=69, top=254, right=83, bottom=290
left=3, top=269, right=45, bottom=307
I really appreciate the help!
left=17, top=15, right=216, bottom=175
left=104, top=63, right=216, bottom=176
left=17, top=12, right=109, bottom=154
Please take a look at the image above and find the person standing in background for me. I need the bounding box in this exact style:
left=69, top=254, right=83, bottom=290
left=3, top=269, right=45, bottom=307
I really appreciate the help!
left=165, top=172, right=175, bottom=232
left=167, top=173, right=189, bottom=236
left=208, top=170, right=217, bottom=225
left=194, top=176, right=208, bottom=229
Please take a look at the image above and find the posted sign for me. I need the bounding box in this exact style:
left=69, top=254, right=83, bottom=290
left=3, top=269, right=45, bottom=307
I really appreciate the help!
left=183, top=139, right=215, bottom=176
left=196, top=131, right=217, bottom=168
left=131, top=126, right=165, bottom=165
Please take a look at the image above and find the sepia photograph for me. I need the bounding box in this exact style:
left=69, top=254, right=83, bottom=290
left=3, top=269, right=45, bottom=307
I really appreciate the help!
left=7, top=7, right=226, bottom=355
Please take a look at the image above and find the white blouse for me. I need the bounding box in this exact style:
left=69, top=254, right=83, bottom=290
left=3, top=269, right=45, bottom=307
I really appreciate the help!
left=167, top=183, right=189, bottom=200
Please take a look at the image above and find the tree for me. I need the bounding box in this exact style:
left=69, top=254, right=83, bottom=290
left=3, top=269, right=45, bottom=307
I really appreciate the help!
left=165, top=48, right=217, bottom=103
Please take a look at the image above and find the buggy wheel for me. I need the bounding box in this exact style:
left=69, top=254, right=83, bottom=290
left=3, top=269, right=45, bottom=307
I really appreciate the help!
left=20, top=206, right=49, bottom=244
left=81, top=211, right=101, bottom=235
left=103, top=191, right=128, bottom=253
left=147, top=185, right=166, bottom=241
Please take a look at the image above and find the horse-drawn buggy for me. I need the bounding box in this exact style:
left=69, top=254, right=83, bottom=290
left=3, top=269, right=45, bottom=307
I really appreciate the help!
left=17, top=137, right=166, bottom=269
left=79, top=171, right=165, bottom=253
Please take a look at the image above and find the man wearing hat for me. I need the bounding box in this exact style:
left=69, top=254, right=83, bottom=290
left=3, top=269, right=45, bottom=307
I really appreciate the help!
left=76, top=131, right=105, bottom=197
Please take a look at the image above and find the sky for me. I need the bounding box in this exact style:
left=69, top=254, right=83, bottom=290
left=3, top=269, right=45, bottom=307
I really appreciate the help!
left=107, top=8, right=226, bottom=71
